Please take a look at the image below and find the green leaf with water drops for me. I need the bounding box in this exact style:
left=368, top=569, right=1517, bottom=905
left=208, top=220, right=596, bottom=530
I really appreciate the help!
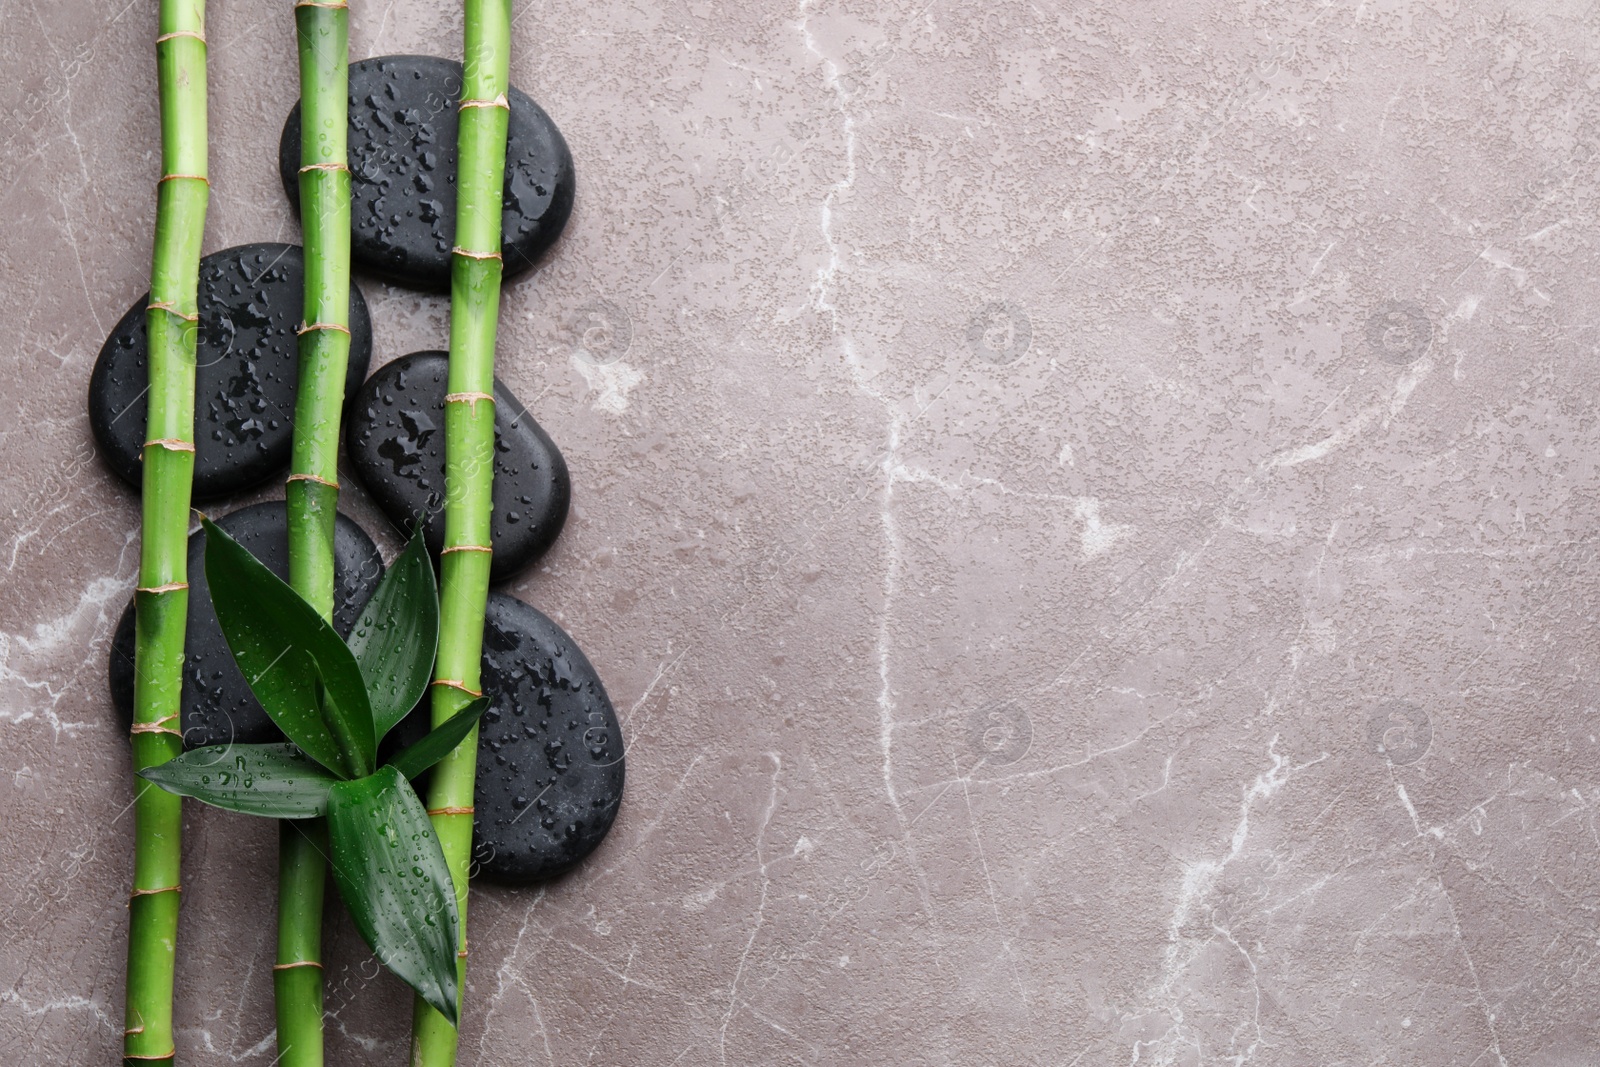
left=203, top=518, right=375, bottom=778
left=138, top=744, right=341, bottom=818
left=325, top=765, right=460, bottom=1026
left=348, top=529, right=440, bottom=742
left=386, top=698, right=491, bottom=781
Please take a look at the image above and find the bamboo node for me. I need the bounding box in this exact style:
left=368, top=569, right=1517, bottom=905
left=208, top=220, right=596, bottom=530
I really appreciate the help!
left=457, top=949, right=469, bottom=958
left=129, top=884, right=182, bottom=898
left=444, top=391, right=496, bottom=415
left=459, top=94, right=510, bottom=111
left=450, top=247, right=503, bottom=261
left=123, top=1025, right=145, bottom=1035
left=286, top=472, right=339, bottom=489
left=143, top=438, right=196, bottom=453
left=155, top=29, right=206, bottom=44
left=157, top=173, right=210, bottom=185
left=145, top=301, right=200, bottom=322
left=122, top=1051, right=177, bottom=1061
left=135, top=582, right=189, bottom=594
left=428, top=806, right=476, bottom=816
left=298, top=162, right=350, bottom=173
left=130, top=712, right=181, bottom=738
left=272, top=960, right=325, bottom=971
left=441, top=544, right=493, bottom=555
left=430, top=679, right=483, bottom=696
left=130, top=724, right=183, bottom=737
left=296, top=320, right=352, bottom=336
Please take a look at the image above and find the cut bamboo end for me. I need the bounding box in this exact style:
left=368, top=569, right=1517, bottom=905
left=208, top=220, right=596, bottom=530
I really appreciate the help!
left=427, top=806, right=476, bottom=816
left=294, top=0, right=348, bottom=7
left=298, top=162, right=350, bottom=173
left=441, top=544, right=493, bottom=555
left=145, top=301, right=200, bottom=322
left=157, top=173, right=210, bottom=185
left=135, top=582, right=189, bottom=594
left=296, top=320, right=351, bottom=336
left=458, top=94, right=510, bottom=111
left=285, top=472, right=339, bottom=489
left=155, top=29, right=206, bottom=44
left=430, top=679, right=483, bottom=697
left=143, top=439, right=196, bottom=453
left=271, top=960, right=325, bottom=971
left=450, top=247, right=502, bottom=261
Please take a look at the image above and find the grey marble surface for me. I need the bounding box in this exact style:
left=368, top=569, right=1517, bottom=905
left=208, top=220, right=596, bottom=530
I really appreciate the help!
left=4, top=0, right=1600, bottom=1063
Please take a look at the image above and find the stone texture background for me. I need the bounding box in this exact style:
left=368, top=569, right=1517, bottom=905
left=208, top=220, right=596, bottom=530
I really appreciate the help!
left=4, top=0, right=1600, bottom=1063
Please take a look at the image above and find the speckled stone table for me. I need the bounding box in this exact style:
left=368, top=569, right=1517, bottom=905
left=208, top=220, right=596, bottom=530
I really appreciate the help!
left=4, top=1, right=1600, bottom=1062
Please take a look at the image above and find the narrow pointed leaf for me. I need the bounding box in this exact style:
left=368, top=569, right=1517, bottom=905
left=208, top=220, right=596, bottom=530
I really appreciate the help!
left=387, top=698, right=491, bottom=781
left=203, top=518, right=375, bottom=777
left=138, top=744, right=339, bottom=818
left=319, top=665, right=376, bottom=779
left=325, top=766, right=460, bottom=1025
left=348, top=530, right=440, bottom=742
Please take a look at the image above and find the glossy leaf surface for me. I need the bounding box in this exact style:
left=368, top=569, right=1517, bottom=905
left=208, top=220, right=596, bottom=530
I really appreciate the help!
left=386, top=698, right=490, bottom=781
left=325, top=766, right=460, bottom=1025
left=138, top=743, right=339, bottom=818
left=203, top=518, right=374, bottom=777
left=349, top=529, right=439, bottom=741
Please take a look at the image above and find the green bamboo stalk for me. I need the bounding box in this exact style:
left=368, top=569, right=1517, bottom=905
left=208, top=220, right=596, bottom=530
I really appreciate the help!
left=124, top=2, right=208, bottom=1064
left=275, top=3, right=353, bottom=1065
left=410, top=1, right=512, bottom=1059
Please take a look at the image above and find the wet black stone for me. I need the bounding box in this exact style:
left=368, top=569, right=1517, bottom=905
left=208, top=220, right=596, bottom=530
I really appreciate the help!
left=383, top=593, right=623, bottom=885
left=109, top=503, right=384, bottom=748
left=279, top=55, right=575, bottom=292
left=345, top=351, right=569, bottom=583
left=87, top=243, right=374, bottom=499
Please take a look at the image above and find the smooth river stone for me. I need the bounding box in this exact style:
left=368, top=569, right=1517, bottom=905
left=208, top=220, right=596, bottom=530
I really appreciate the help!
left=345, top=351, right=570, bottom=583
left=278, top=54, right=575, bottom=292
left=88, top=243, right=374, bottom=499
left=110, top=503, right=384, bottom=748
left=383, top=592, right=624, bottom=885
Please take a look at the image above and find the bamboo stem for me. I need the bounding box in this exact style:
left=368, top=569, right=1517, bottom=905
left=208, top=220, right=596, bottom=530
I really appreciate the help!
left=125, top=2, right=208, bottom=1063
left=274, top=819, right=329, bottom=1067
left=410, top=1, right=512, bottom=1060
left=275, top=4, right=351, bottom=1065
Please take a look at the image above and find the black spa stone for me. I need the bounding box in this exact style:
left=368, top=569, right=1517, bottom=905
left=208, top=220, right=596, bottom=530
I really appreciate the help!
left=383, top=593, right=623, bottom=885
left=88, top=243, right=374, bottom=499
left=109, top=503, right=384, bottom=748
left=279, top=54, right=575, bottom=292
left=346, top=351, right=569, bottom=583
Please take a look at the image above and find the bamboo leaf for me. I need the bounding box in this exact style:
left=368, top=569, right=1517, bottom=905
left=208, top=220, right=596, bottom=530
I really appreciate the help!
left=386, top=698, right=490, bottom=781
left=348, top=529, right=440, bottom=742
left=203, top=518, right=375, bottom=777
left=325, top=766, right=460, bottom=1026
left=138, top=744, right=339, bottom=818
